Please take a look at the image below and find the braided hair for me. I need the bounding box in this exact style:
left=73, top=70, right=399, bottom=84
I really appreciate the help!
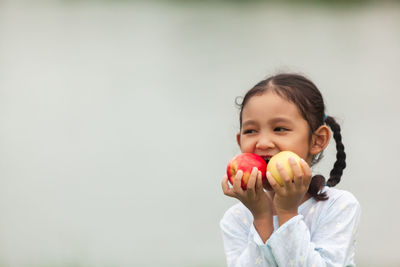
left=237, top=73, right=346, bottom=201
left=325, top=116, right=346, bottom=187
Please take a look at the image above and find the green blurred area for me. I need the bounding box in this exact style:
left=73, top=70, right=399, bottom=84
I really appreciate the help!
left=58, top=0, right=400, bottom=4
left=52, top=0, right=400, bottom=10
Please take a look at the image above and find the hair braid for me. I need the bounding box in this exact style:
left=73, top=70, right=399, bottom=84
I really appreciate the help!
left=325, top=116, right=346, bottom=187
left=308, top=174, right=328, bottom=200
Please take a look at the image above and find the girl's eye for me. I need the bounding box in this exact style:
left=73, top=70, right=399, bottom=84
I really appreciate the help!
left=243, top=129, right=256, bottom=134
left=274, top=127, right=289, bottom=132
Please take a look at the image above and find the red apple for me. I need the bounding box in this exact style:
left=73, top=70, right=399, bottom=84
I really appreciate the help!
left=226, top=153, right=267, bottom=190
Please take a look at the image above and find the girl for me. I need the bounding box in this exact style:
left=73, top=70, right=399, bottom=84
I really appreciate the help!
left=220, top=73, right=361, bottom=267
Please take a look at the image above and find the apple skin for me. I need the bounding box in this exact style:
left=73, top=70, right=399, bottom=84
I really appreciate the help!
left=226, top=153, right=267, bottom=190
left=267, top=151, right=302, bottom=186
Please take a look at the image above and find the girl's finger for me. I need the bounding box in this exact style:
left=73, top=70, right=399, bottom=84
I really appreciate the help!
left=221, top=175, right=236, bottom=198
left=289, top=157, right=303, bottom=188
left=255, top=171, right=264, bottom=193
left=245, top=167, right=258, bottom=197
left=246, top=167, right=258, bottom=190
left=300, top=159, right=312, bottom=186
left=266, top=171, right=281, bottom=192
left=276, top=162, right=293, bottom=188
left=233, top=170, right=245, bottom=194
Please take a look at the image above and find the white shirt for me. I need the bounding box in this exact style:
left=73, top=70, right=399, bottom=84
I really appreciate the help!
left=220, top=187, right=361, bottom=267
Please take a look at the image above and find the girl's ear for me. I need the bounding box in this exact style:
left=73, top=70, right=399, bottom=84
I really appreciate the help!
left=236, top=133, right=241, bottom=147
left=310, top=125, right=331, bottom=155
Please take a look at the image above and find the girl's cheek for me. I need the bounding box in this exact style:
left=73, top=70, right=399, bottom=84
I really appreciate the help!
left=240, top=144, right=252, bottom=153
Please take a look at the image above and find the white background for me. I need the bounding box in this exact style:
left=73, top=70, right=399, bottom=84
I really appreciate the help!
left=1, top=1, right=400, bottom=266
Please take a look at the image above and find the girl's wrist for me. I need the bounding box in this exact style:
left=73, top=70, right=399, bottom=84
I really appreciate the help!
left=276, top=209, right=298, bottom=226
left=252, top=213, right=274, bottom=243
left=252, top=209, right=273, bottom=221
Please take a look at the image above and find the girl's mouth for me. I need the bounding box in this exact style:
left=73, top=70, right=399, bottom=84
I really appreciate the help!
left=261, top=156, right=271, bottom=164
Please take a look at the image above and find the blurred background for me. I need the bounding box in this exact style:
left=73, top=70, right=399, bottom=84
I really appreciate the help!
left=1, top=0, right=400, bottom=266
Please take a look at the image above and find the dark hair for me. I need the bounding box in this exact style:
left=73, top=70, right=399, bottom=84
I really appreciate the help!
left=237, top=73, right=346, bottom=201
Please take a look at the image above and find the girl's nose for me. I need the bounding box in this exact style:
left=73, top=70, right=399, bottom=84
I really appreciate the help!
left=255, top=135, right=274, bottom=150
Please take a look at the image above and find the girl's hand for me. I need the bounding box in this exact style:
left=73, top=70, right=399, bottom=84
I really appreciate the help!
left=266, top=158, right=312, bottom=225
left=222, top=167, right=273, bottom=219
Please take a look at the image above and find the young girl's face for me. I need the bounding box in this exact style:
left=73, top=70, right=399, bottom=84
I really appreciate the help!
left=237, top=90, right=314, bottom=164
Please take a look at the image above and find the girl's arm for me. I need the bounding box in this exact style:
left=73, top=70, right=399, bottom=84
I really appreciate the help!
left=221, top=168, right=276, bottom=266
left=220, top=192, right=360, bottom=267
left=265, top=158, right=361, bottom=266
left=220, top=204, right=277, bottom=267
left=266, top=192, right=360, bottom=267
left=266, top=158, right=313, bottom=227
left=222, top=168, right=274, bottom=242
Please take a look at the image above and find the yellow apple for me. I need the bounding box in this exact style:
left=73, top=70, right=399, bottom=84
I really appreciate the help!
left=267, top=151, right=302, bottom=186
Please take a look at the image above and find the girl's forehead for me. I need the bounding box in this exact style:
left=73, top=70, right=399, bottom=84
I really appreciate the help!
left=242, top=91, right=302, bottom=119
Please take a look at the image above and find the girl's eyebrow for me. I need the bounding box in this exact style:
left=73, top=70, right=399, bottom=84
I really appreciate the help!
left=269, top=117, right=292, bottom=124
left=242, top=120, right=257, bottom=127
left=242, top=117, right=292, bottom=127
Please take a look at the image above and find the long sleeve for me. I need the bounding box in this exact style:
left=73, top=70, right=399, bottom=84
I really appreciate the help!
left=266, top=191, right=361, bottom=267
left=220, top=188, right=361, bottom=267
left=220, top=203, right=277, bottom=267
